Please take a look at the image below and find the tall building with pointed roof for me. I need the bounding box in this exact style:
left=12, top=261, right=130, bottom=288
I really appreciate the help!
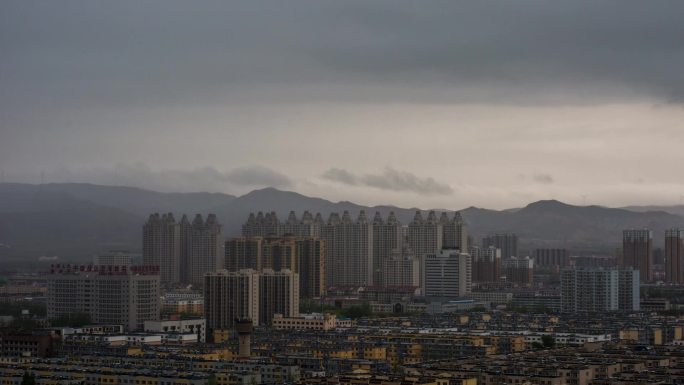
left=407, top=210, right=443, bottom=261
left=143, top=213, right=181, bottom=284
left=188, top=214, right=224, bottom=286
left=442, top=211, right=468, bottom=251
left=321, top=210, right=373, bottom=286
left=371, top=211, right=403, bottom=285
left=281, top=210, right=321, bottom=237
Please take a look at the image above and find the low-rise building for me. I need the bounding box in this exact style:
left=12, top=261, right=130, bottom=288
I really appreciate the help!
left=144, top=318, right=206, bottom=342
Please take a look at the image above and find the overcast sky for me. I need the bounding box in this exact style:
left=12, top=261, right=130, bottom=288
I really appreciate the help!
left=2, top=1, right=684, bottom=210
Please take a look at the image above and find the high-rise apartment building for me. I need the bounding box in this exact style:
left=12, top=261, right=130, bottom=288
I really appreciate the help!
left=144, top=213, right=223, bottom=286
left=281, top=211, right=321, bottom=237
left=178, top=214, right=192, bottom=283
left=204, top=269, right=298, bottom=330
left=188, top=214, right=223, bottom=287
left=143, top=213, right=181, bottom=284
left=371, top=212, right=403, bottom=285
left=560, top=267, right=639, bottom=313
left=47, top=264, right=160, bottom=331
left=242, top=211, right=280, bottom=237
left=482, top=233, right=518, bottom=259
left=441, top=212, right=468, bottom=251
left=622, top=229, right=653, bottom=283
left=258, top=269, right=299, bottom=325
left=422, top=250, right=471, bottom=298
left=534, top=248, right=569, bottom=270
left=408, top=211, right=443, bottom=260
left=617, top=268, right=640, bottom=311
left=204, top=269, right=260, bottom=329
left=294, top=237, right=325, bottom=298
left=470, top=246, right=501, bottom=283
left=321, top=211, right=373, bottom=286
left=225, top=237, right=263, bottom=271
left=380, top=244, right=420, bottom=288
left=665, top=229, right=684, bottom=284
left=502, top=257, right=534, bottom=285
left=261, top=237, right=297, bottom=271
left=225, top=236, right=325, bottom=298
left=240, top=210, right=471, bottom=288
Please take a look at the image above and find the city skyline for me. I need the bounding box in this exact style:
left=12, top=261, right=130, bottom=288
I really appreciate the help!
left=3, top=2, right=684, bottom=383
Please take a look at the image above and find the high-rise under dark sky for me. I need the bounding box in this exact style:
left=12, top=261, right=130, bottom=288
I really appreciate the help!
left=622, top=229, right=653, bottom=283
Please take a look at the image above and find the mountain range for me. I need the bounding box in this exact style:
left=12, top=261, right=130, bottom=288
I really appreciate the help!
left=1, top=182, right=682, bottom=264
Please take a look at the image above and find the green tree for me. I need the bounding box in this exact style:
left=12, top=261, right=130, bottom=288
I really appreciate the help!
left=343, top=303, right=372, bottom=319
left=50, top=312, right=91, bottom=327
left=541, top=335, right=556, bottom=348
left=21, top=371, right=36, bottom=385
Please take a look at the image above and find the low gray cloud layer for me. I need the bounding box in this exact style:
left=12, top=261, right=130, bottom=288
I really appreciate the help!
left=2, top=0, right=684, bottom=117
left=3, top=1, right=684, bottom=209
left=322, top=167, right=453, bottom=195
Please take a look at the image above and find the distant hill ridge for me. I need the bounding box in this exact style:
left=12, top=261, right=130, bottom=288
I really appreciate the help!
left=0, top=183, right=682, bottom=263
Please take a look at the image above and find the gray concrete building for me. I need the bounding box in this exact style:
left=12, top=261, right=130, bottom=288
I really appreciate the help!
left=422, top=250, right=471, bottom=298
left=561, top=267, right=639, bottom=313
left=408, top=211, right=443, bottom=260
left=482, top=233, right=518, bottom=259
left=143, top=213, right=181, bottom=284
left=622, top=229, right=653, bottom=283
left=371, top=211, right=403, bottom=285
left=204, top=269, right=298, bottom=329
left=188, top=214, right=223, bottom=287
left=46, top=264, right=160, bottom=331
left=665, top=228, right=684, bottom=284
left=441, top=211, right=468, bottom=252
left=321, top=211, right=373, bottom=286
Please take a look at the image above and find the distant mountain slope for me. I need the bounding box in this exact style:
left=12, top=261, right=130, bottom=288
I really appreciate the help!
left=461, top=200, right=683, bottom=251
left=0, top=183, right=235, bottom=215
left=1, top=183, right=682, bottom=262
left=0, top=183, right=235, bottom=263
left=622, top=204, right=684, bottom=217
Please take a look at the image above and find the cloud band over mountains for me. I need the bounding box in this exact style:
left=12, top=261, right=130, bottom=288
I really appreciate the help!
left=322, top=167, right=453, bottom=195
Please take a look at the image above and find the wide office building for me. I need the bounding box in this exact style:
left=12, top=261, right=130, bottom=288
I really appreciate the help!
left=47, top=264, right=161, bottom=331
left=561, top=267, right=639, bottom=313
left=204, top=269, right=298, bottom=330
left=422, top=250, right=471, bottom=298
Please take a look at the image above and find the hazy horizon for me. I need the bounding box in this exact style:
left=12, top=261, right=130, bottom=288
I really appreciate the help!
left=2, top=181, right=683, bottom=214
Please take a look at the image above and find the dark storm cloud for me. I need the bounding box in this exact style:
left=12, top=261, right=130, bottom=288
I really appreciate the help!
left=2, top=0, right=684, bottom=119
left=3, top=1, right=684, bottom=209
left=322, top=167, right=453, bottom=195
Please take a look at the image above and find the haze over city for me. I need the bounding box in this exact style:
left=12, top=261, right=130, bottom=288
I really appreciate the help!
left=4, top=3, right=684, bottom=384
left=3, top=1, right=684, bottom=209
